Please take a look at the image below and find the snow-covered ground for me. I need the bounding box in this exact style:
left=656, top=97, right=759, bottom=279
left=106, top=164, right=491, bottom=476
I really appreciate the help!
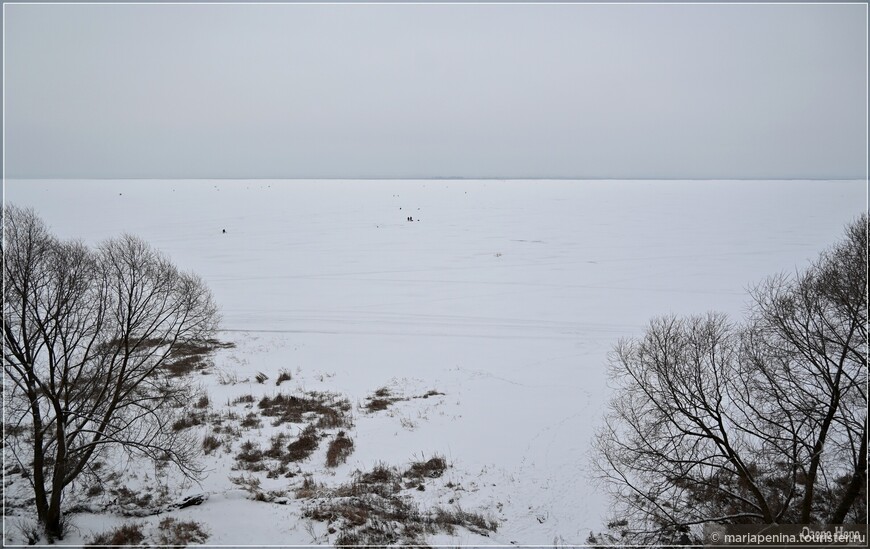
left=3, top=179, right=865, bottom=546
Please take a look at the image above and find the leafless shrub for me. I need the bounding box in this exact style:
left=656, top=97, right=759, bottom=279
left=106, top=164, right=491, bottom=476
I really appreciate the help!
left=14, top=519, right=42, bottom=546
left=255, top=372, right=269, bottom=384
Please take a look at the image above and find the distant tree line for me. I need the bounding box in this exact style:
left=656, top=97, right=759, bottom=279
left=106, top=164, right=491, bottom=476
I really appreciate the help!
left=593, top=214, right=867, bottom=544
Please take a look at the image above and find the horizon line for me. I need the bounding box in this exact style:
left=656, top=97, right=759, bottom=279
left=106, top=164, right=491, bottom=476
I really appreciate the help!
left=3, top=176, right=868, bottom=182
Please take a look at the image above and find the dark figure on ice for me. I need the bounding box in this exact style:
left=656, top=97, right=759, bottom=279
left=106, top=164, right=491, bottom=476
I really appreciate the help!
left=222, top=229, right=226, bottom=234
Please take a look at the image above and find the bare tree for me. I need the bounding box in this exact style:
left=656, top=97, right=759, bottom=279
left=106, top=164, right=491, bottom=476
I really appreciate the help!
left=593, top=215, right=867, bottom=542
left=3, top=206, right=220, bottom=540
left=746, top=213, right=867, bottom=524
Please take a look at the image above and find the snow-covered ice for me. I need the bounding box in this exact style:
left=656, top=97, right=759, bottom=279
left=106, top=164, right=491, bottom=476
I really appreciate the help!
left=3, top=178, right=865, bottom=545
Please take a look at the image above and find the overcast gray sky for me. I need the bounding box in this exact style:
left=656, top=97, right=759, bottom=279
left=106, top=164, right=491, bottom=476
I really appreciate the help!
left=3, top=2, right=867, bottom=179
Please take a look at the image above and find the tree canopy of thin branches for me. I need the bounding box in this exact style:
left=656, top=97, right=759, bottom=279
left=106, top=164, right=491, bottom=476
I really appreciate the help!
left=2, top=205, right=220, bottom=540
left=594, top=214, right=867, bottom=543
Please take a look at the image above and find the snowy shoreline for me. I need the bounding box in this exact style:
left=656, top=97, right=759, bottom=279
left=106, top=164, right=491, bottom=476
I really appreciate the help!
left=4, top=178, right=864, bottom=546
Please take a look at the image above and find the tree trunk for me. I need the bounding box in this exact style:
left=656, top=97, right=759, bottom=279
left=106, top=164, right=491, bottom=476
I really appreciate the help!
left=43, top=501, right=64, bottom=540
left=800, top=386, right=840, bottom=523
left=830, top=421, right=867, bottom=524
left=28, top=391, right=49, bottom=526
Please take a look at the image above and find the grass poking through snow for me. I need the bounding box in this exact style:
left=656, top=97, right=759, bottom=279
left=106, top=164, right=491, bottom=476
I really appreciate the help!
left=325, top=431, right=354, bottom=468
left=299, top=457, right=497, bottom=545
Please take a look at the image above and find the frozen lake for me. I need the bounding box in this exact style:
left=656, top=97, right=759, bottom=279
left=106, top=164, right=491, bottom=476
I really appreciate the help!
left=4, top=178, right=865, bottom=543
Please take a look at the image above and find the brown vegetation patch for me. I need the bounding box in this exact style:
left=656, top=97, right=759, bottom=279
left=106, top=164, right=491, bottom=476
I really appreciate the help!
left=404, top=456, right=448, bottom=479
left=364, top=387, right=444, bottom=412
left=365, top=398, right=394, bottom=412
left=300, top=460, right=496, bottom=545
left=295, top=474, right=320, bottom=499
left=85, top=523, right=145, bottom=547
left=171, top=338, right=235, bottom=357
left=231, top=394, right=255, bottom=406
left=202, top=433, right=221, bottom=454
left=263, top=432, right=290, bottom=460
left=111, top=486, right=154, bottom=509
left=239, top=412, right=262, bottom=429
left=325, top=431, right=355, bottom=468
left=276, top=370, right=293, bottom=386
left=164, top=355, right=207, bottom=377
left=358, top=463, right=401, bottom=486
left=171, top=412, right=206, bottom=431
left=164, top=339, right=236, bottom=378
left=235, top=440, right=266, bottom=471
left=258, top=391, right=352, bottom=428
left=155, top=517, right=209, bottom=546
left=364, top=387, right=405, bottom=412
left=286, top=424, right=320, bottom=462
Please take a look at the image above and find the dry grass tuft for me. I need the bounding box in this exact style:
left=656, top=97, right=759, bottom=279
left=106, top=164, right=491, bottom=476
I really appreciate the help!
left=235, top=439, right=266, bottom=471
left=286, top=424, right=320, bottom=462
left=301, top=460, right=496, bottom=545
left=155, top=518, right=209, bottom=546
left=404, top=456, right=448, bottom=479
left=295, top=474, right=320, bottom=499
left=171, top=412, right=206, bottom=431
left=164, top=339, right=235, bottom=378
left=276, top=370, right=293, bottom=386
left=240, top=412, right=262, bottom=429
left=85, top=522, right=144, bottom=547
left=231, top=394, right=255, bottom=405
left=325, top=431, right=355, bottom=468
left=258, top=392, right=352, bottom=428
left=202, top=433, right=222, bottom=454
